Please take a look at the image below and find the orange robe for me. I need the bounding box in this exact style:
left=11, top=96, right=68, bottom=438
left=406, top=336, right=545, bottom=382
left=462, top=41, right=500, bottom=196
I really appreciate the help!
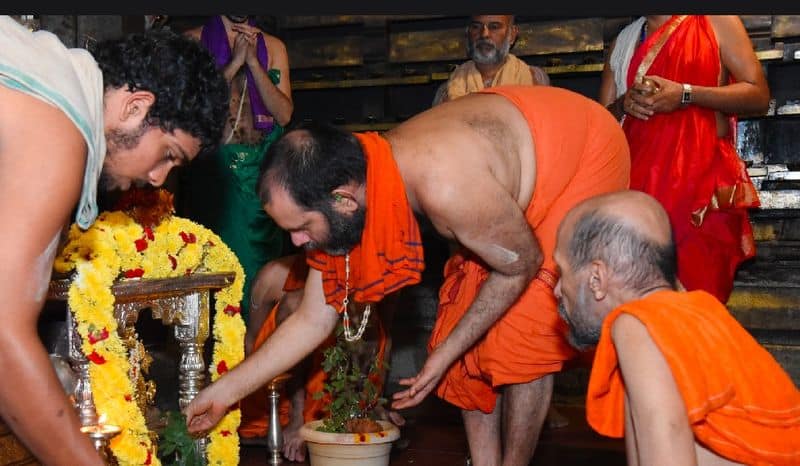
left=587, top=290, right=800, bottom=465
left=429, top=85, right=631, bottom=413
left=238, top=256, right=388, bottom=436
left=623, top=16, right=760, bottom=303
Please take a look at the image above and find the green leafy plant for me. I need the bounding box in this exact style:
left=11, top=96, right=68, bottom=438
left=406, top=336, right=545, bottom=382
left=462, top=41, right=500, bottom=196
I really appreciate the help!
left=157, top=411, right=203, bottom=466
left=314, top=325, right=387, bottom=433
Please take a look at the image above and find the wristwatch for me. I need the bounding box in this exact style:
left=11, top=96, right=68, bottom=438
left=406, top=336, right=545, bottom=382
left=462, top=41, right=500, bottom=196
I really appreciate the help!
left=681, top=83, right=693, bottom=105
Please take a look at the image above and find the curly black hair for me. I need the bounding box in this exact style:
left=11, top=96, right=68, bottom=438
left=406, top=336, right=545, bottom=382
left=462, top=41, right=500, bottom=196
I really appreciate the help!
left=92, top=30, right=229, bottom=153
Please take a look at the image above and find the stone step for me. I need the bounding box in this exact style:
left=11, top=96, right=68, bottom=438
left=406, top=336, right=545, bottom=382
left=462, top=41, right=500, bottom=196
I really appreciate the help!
left=748, top=240, right=800, bottom=262
left=727, top=285, right=800, bottom=332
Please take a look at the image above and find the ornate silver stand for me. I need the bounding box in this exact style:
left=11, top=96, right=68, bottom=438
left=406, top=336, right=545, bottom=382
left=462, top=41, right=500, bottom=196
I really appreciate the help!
left=49, top=272, right=235, bottom=465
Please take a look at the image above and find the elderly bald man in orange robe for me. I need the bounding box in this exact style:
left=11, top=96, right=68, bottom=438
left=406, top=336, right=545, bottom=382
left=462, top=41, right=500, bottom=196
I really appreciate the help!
left=554, top=190, right=800, bottom=465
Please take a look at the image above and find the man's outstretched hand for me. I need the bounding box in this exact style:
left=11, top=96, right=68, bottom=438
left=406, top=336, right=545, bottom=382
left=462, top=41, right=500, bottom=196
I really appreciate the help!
left=391, top=347, right=453, bottom=410
left=183, top=385, right=231, bottom=435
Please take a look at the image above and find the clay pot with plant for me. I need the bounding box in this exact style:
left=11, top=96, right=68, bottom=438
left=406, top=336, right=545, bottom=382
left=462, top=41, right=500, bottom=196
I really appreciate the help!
left=299, top=315, right=400, bottom=466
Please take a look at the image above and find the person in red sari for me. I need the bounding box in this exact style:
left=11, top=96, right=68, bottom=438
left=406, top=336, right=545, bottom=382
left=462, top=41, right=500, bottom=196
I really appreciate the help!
left=599, top=15, right=770, bottom=303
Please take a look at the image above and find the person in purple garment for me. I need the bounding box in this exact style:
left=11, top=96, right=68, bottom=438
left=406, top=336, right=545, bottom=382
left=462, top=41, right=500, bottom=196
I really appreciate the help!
left=182, top=15, right=294, bottom=325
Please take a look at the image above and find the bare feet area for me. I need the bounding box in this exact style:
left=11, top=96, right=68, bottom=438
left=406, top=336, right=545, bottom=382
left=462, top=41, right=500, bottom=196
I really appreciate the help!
left=282, top=420, right=306, bottom=463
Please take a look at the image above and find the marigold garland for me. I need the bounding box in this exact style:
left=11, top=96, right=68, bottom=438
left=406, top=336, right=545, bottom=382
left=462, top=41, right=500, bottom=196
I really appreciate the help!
left=54, top=202, right=246, bottom=466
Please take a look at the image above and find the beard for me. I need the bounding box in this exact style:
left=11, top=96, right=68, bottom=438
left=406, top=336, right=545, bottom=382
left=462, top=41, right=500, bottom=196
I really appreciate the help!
left=99, top=120, right=150, bottom=191
left=467, top=34, right=512, bottom=66
left=557, top=286, right=600, bottom=351
left=305, top=201, right=366, bottom=256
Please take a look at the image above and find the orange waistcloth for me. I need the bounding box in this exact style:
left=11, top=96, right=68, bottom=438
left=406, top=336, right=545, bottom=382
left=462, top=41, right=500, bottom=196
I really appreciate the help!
left=623, top=16, right=759, bottom=302
left=586, top=290, right=800, bottom=465
left=239, top=256, right=388, bottom=437
left=306, top=132, right=424, bottom=309
left=429, top=85, right=631, bottom=413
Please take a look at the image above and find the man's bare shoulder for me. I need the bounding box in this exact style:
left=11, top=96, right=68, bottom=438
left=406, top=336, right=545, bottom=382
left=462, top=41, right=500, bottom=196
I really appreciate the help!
left=0, top=85, right=86, bottom=246
left=0, top=85, right=84, bottom=152
left=609, top=312, right=664, bottom=362
left=610, top=312, right=649, bottom=343
left=610, top=311, right=671, bottom=370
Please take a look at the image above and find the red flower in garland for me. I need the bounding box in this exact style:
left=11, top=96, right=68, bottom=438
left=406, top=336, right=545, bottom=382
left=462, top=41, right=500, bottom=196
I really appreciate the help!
left=217, top=361, right=228, bottom=375
left=134, top=238, right=148, bottom=252
left=143, top=226, right=155, bottom=241
left=221, top=430, right=232, bottom=437
left=179, top=231, right=197, bottom=244
left=223, top=305, right=240, bottom=316
left=168, top=254, right=177, bottom=270
left=124, top=268, right=145, bottom=279
left=87, top=327, right=109, bottom=344
left=87, top=350, right=106, bottom=365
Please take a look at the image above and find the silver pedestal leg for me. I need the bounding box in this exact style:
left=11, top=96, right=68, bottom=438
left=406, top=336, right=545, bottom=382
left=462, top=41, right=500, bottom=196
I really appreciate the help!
left=267, top=387, right=283, bottom=465
left=265, top=374, right=291, bottom=465
left=67, top=307, right=98, bottom=427
left=174, top=291, right=210, bottom=464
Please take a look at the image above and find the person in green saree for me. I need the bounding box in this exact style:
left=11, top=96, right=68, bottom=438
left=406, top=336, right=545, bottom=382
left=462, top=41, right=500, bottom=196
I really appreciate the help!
left=181, top=15, right=294, bottom=323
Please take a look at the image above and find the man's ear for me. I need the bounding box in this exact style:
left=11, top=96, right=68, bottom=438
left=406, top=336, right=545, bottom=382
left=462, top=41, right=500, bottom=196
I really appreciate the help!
left=119, top=90, right=156, bottom=126
left=509, top=24, right=519, bottom=48
left=331, top=187, right=359, bottom=214
left=588, top=260, right=609, bottom=301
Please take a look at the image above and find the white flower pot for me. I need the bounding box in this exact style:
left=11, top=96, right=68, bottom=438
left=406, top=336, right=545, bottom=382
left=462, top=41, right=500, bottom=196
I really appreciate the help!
left=298, top=420, right=400, bottom=466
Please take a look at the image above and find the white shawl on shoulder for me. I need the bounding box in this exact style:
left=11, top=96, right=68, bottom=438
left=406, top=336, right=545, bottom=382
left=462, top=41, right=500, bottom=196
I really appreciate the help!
left=0, top=15, right=106, bottom=229
left=609, top=17, right=646, bottom=98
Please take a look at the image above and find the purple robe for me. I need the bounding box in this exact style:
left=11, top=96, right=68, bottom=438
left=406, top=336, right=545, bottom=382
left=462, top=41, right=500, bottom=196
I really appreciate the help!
left=200, top=16, right=275, bottom=134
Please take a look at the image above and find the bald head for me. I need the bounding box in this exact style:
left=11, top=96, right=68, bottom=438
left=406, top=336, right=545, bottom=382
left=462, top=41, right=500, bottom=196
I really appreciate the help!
left=559, top=190, right=677, bottom=293
left=257, top=120, right=365, bottom=210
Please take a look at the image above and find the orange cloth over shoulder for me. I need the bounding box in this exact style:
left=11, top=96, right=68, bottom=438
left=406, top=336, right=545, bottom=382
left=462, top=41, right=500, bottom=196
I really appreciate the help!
left=239, top=256, right=389, bottom=437
left=429, top=85, right=631, bottom=413
left=587, top=290, right=800, bottom=465
left=306, top=132, right=424, bottom=309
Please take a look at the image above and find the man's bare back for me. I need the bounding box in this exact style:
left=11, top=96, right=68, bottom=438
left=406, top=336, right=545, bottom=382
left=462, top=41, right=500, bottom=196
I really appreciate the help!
left=386, top=91, right=537, bottom=235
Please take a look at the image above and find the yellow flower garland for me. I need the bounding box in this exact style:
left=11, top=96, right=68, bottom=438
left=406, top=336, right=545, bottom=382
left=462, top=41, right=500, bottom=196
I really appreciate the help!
left=54, top=210, right=245, bottom=466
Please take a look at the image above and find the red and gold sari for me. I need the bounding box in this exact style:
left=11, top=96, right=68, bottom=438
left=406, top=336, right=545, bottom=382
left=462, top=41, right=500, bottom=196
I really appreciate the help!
left=624, top=15, right=760, bottom=303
